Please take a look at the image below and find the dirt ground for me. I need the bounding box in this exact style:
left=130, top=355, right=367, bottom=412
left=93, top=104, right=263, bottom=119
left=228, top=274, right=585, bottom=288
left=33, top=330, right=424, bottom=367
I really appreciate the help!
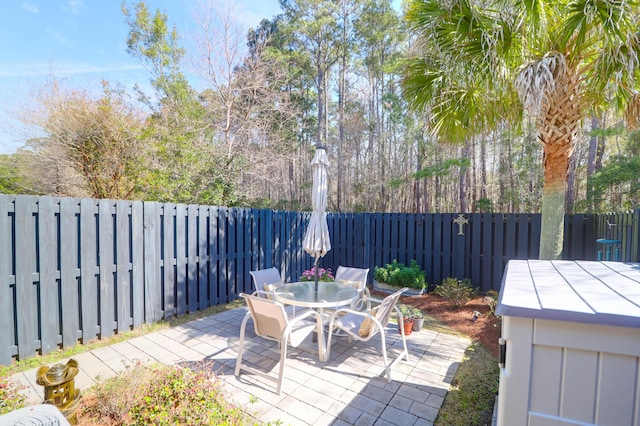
left=390, top=291, right=502, bottom=359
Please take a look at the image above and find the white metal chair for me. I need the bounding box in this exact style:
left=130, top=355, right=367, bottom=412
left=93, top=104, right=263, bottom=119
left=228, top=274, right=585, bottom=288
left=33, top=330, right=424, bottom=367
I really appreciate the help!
left=249, top=267, right=283, bottom=296
left=235, top=292, right=324, bottom=395
left=249, top=267, right=296, bottom=316
left=326, top=287, right=409, bottom=383
left=333, top=266, right=371, bottom=310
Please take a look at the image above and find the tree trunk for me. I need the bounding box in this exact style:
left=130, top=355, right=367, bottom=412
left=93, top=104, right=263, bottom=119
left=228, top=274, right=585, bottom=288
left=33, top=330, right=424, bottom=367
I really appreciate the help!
left=317, top=62, right=324, bottom=148
left=507, top=133, right=515, bottom=213
left=480, top=134, right=487, bottom=199
left=565, top=148, right=577, bottom=213
left=536, top=68, right=581, bottom=260
left=460, top=141, right=470, bottom=211
left=337, top=11, right=347, bottom=212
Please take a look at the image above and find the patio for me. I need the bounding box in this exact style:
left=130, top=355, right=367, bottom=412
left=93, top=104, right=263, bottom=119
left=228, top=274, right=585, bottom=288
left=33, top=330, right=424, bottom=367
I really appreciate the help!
left=11, top=306, right=470, bottom=425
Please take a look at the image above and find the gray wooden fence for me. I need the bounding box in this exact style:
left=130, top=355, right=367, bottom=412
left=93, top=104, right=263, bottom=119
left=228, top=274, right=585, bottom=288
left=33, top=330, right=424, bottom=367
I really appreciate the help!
left=1, top=194, right=639, bottom=364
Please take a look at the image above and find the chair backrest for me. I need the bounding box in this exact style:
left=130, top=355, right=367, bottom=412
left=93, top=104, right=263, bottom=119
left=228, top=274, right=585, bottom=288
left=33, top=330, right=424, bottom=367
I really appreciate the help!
left=249, top=267, right=283, bottom=292
left=371, top=287, right=408, bottom=335
left=334, top=266, right=369, bottom=291
left=240, top=292, right=288, bottom=340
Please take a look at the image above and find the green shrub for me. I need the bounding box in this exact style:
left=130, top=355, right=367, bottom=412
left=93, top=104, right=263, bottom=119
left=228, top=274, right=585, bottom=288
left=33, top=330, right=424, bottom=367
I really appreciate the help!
left=399, top=304, right=423, bottom=319
left=484, top=289, right=500, bottom=317
left=0, top=376, right=26, bottom=415
left=374, top=259, right=427, bottom=289
left=81, top=362, right=248, bottom=425
left=433, top=277, right=477, bottom=308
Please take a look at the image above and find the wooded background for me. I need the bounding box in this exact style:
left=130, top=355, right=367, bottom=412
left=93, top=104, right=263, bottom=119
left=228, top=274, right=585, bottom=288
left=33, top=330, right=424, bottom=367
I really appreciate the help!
left=0, top=0, right=638, bottom=214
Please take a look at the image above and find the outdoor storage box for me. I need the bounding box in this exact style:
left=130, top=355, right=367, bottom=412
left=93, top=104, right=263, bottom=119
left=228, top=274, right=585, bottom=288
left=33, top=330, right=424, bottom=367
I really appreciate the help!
left=495, top=260, right=640, bottom=426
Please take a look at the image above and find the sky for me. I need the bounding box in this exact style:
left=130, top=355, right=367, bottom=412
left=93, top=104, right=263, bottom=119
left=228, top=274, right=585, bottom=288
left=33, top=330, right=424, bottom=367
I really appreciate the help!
left=0, top=0, right=284, bottom=154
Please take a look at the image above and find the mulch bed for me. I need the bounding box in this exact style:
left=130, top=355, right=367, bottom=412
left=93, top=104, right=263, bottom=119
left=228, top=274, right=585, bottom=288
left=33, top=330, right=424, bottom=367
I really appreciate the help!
left=372, top=290, right=502, bottom=359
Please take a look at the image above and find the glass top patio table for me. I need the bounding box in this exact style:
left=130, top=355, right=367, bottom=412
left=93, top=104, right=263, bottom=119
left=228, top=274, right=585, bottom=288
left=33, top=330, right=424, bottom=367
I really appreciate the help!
left=273, top=281, right=358, bottom=308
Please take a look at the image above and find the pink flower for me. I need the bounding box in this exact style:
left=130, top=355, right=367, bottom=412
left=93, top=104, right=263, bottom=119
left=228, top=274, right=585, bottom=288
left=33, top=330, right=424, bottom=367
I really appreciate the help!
left=299, top=266, right=334, bottom=282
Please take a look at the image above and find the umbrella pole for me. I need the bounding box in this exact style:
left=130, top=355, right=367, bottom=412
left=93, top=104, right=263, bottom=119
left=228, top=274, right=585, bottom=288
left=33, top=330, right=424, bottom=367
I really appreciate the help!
left=314, top=256, right=320, bottom=292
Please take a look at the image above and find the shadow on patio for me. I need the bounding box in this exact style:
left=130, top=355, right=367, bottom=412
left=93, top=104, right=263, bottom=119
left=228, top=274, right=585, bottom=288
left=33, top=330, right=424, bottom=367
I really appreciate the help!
left=173, top=307, right=470, bottom=425
left=10, top=307, right=469, bottom=426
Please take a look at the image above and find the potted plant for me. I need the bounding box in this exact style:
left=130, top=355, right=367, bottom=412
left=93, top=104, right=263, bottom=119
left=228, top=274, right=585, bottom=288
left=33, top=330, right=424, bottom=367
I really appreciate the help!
left=299, top=266, right=334, bottom=282
left=410, top=307, right=424, bottom=331
left=398, top=304, right=415, bottom=335
left=373, top=259, right=427, bottom=296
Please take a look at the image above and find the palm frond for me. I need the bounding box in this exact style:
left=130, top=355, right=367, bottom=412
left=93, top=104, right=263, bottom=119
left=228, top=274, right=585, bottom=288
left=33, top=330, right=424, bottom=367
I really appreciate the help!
left=562, top=0, right=639, bottom=51
left=627, top=93, right=640, bottom=131
left=514, top=52, right=568, bottom=117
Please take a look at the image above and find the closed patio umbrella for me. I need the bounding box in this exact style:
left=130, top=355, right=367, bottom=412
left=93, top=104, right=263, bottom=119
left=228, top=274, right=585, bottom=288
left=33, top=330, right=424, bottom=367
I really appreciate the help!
left=302, top=146, right=331, bottom=292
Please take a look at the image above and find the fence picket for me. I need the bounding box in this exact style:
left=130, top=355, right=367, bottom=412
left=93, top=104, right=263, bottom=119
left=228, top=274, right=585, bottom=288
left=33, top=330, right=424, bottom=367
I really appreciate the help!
left=38, top=196, right=59, bottom=353
left=198, top=206, right=209, bottom=310
left=175, top=203, right=187, bottom=315
left=0, top=194, right=14, bottom=364
left=187, top=204, right=198, bottom=313
left=218, top=208, right=229, bottom=303
left=163, top=203, right=176, bottom=318
left=79, top=198, right=98, bottom=342
left=15, top=196, right=38, bottom=359
left=116, top=201, right=131, bottom=332
left=61, top=198, right=81, bottom=346
left=493, top=214, right=505, bottom=289
left=131, top=201, right=144, bottom=328
left=422, top=214, right=434, bottom=286
left=209, top=207, right=219, bottom=305
left=98, top=199, right=115, bottom=339
left=432, top=213, right=443, bottom=284
left=442, top=213, right=453, bottom=277
left=143, top=202, right=162, bottom=323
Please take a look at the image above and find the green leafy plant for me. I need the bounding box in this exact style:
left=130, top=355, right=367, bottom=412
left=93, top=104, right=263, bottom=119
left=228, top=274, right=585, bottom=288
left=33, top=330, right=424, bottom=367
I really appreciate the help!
left=484, top=289, right=500, bottom=317
left=374, top=259, right=427, bottom=289
left=80, top=361, right=247, bottom=425
left=0, top=376, right=26, bottom=415
left=399, top=304, right=423, bottom=319
left=433, top=277, right=477, bottom=308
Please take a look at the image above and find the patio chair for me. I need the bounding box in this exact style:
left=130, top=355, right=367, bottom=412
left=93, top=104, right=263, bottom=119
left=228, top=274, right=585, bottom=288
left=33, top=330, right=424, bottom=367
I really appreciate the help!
left=333, top=266, right=371, bottom=310
left=325, top=287, right=409, bottom=383
left=235, top=292, right=324, bottom=395
left=249, top=267, right=296, bottom=316
left=249, top=267, right=283, bottom=296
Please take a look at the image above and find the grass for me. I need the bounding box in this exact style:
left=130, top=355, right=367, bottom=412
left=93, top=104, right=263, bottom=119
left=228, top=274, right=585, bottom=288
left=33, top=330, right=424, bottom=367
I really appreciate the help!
left=435, top=342, right=499, bottom=425
left=0, top=300, right=244, bottom=378
left=1, top=299, right=499, bottom=425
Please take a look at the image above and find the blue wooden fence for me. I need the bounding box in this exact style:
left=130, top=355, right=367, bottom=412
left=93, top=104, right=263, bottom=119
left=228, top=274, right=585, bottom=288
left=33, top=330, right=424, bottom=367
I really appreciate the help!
left=1, top=194, right=639, bottom=364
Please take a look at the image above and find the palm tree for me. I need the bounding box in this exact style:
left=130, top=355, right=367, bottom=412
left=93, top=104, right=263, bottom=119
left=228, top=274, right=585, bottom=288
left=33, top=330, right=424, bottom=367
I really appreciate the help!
left=402, top=0, right=640, bottom=259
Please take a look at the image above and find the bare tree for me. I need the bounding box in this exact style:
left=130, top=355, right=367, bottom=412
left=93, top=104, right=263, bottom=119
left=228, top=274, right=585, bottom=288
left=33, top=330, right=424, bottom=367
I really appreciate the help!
left=189, top=1, right=300, bottom=204
left=20, top=79, right=146, bottom=199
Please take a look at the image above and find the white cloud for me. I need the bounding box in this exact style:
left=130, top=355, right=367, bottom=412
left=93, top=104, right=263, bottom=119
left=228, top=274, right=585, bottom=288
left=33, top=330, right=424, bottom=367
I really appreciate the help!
left=65, top=0, right=86, bottom=16
left=21, top=2, right=39, bottom=14
left=0, top=62, right=144, bottom=78
left=45, top=28, right=68, bottom=45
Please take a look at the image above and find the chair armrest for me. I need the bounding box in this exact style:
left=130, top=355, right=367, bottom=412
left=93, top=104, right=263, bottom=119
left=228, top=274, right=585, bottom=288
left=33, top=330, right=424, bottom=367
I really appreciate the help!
left=289, top=309, right=322, bottom=323
left=367, top=296, right=384, bottom=305
left=352, top=287, right=373, bottom=311
left=328, top=307, right=372, bottom=320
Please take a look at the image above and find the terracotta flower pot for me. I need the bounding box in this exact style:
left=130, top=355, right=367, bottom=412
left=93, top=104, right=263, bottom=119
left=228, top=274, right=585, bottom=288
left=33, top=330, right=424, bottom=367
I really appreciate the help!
left=399, top=318, right=413, bottom=335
